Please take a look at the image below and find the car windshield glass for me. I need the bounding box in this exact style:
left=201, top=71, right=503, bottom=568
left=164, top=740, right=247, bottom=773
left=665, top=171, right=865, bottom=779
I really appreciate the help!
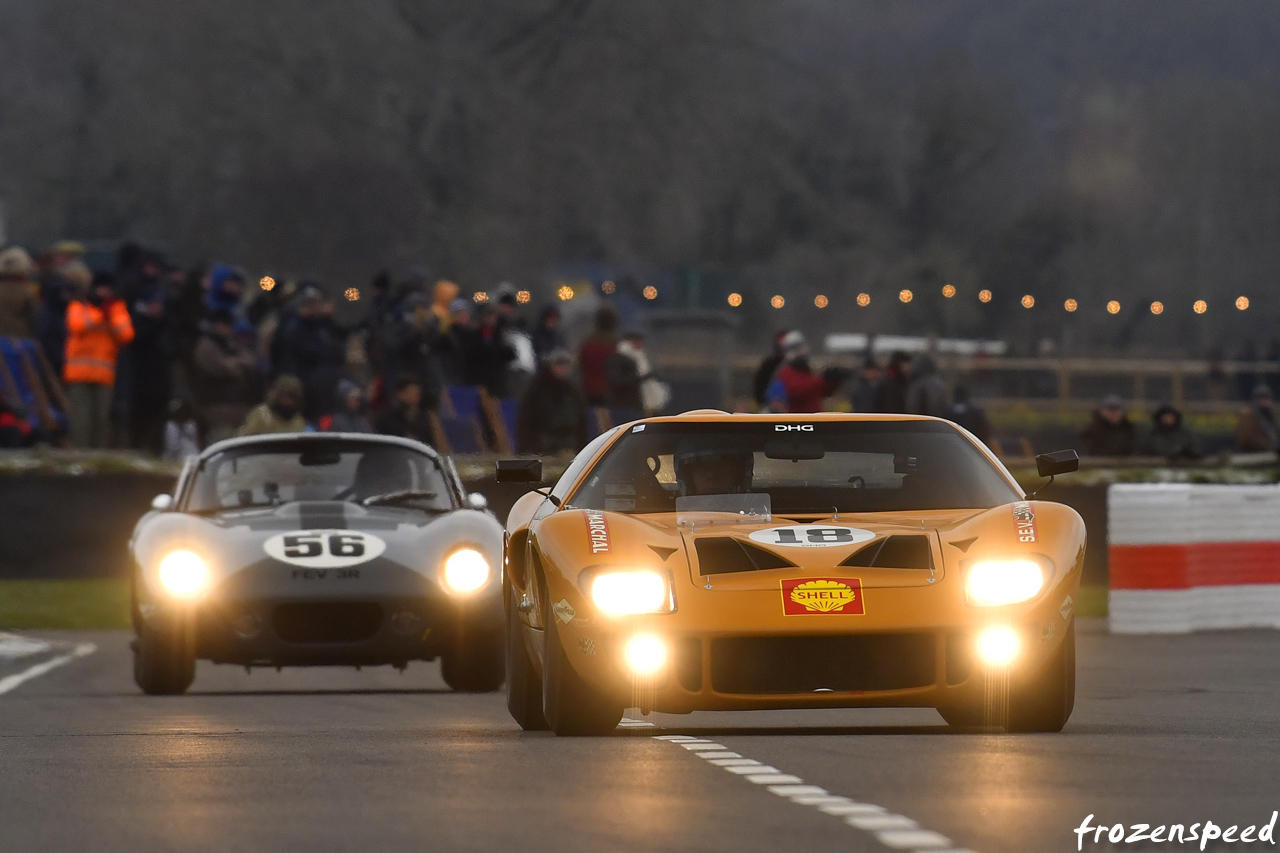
left=569, top=421, right=1018, bottom=514
left=186, top=441, right=453, bottom=512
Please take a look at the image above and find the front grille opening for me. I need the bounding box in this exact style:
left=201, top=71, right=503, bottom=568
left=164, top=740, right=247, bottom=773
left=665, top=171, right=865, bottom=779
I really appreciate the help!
left=272, top=602, right=383, bottom=643
left=841, top=535, right=933, bottom=570
left=945, top=632, right=972, bottom=685
left=710, top=634, right=935, bottom=694
left=674, top=638, right=703, bottom=692
left=695, top=537, right=795, bottom=575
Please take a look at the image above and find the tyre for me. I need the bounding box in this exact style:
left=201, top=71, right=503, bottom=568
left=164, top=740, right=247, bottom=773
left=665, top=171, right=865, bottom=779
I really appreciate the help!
left=442, top=626, right=505, bottom=693
left=133, top=619, right=195, bottom=696
left=1006, top=619, right=1076, bottom=733
left=504, top=583, right=549, bottom=730
left=939, top=620, right=1076, bottom=733
left=542, top=585, right=623, bottom=737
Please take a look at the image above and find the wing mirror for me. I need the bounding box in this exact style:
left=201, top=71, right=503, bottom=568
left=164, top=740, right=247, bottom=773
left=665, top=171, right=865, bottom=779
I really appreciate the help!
left=1027, top=449, right=1079, bottom=499
left=1036, top=449, right=1080, bottom=478
left=151, top=494, right=173, bottom=511
left=465, top=492, right=489, bottom=511
left=496, top=458, right=542, bottom=484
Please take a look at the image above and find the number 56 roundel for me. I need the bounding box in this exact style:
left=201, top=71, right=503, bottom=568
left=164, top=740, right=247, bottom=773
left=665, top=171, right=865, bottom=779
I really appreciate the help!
left=263, top=529, right=387, bottom=568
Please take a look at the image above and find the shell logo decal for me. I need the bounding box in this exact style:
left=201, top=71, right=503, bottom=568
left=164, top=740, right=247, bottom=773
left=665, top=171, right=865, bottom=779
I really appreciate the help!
left=781, top=577, right=865, bottom=615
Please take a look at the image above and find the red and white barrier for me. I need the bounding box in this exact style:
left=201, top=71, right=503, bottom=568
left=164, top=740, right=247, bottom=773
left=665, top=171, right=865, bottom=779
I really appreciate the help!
left=1108, top=484, right=1280, bottom=633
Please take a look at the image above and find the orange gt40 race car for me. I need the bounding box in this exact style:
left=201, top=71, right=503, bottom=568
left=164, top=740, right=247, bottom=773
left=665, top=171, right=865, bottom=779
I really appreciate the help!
left=499, top=412, right=1084, bottom=736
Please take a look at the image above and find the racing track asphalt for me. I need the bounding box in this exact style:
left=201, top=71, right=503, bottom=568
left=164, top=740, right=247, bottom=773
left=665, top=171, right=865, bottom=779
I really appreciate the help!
left=1, top=621, right=1278, bottom=853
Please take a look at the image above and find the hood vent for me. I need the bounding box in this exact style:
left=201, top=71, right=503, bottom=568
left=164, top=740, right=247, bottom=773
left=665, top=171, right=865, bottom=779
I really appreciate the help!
left=840, top=535, right=933, bottom=570
left=695, top=537, right=795, bottom=576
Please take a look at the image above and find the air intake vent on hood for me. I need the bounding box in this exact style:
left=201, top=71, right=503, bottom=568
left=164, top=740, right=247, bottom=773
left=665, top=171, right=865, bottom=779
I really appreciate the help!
left=695, top=538, right=795, bottom=576
left=840, top=535, right=933, bottom=570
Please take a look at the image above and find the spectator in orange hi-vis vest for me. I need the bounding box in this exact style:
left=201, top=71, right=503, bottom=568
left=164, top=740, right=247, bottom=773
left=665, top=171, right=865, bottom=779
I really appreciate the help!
left=64, top=271, right=134, bottom=448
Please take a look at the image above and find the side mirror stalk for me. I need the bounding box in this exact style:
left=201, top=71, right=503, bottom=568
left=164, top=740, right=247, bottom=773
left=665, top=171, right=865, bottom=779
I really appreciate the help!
left=1026, top=449, right=1080, bottom=499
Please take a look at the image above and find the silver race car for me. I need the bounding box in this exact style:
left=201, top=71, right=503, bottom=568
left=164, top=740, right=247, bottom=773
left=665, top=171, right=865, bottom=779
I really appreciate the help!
left=129, top=433, right=504, bottom=695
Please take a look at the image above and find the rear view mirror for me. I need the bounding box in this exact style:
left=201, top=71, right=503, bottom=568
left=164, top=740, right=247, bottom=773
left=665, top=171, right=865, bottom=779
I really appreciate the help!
left=764, top=439, right=825, bottom=461
left=300, top=450, right=341, bottom=466
left=1036, top=450, right=1080, bottom=478
left=496, top=458, right=542, bottom=483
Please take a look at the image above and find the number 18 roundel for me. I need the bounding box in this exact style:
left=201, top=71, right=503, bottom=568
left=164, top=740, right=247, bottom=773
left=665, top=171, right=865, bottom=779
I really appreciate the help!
left=747, top=526, right=876, bottom=548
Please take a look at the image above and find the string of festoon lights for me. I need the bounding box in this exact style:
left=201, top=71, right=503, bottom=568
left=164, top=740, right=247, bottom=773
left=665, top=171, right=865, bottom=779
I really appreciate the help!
left=725, top=286, right=1251, bottom=315
left=475, top=279, right=1255, bottom=315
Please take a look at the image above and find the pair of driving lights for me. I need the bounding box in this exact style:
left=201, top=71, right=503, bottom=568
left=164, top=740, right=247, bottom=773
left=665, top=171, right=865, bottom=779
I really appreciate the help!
left=155, top=548, right=493, bottom=597
left=967, top=560, right=1047, bottom=667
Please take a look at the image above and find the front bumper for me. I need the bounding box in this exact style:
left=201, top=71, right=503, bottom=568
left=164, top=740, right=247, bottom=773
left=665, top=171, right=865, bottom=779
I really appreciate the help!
left=136, top=561, right=502, bottom=668
left=546, top=580, right=1078, bottom=713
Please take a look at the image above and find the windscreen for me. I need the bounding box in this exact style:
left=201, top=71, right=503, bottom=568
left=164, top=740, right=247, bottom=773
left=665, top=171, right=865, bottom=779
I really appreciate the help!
left=569, top=420, right=1018, bottom=515
left=185, top=442, right=453, bottom=512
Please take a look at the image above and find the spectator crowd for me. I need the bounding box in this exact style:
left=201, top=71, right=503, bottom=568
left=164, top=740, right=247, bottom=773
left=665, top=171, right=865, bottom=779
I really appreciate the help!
left=753, top=326, right=1280, bottom=461
left=751, top=329, right=994, bottom=445
left=0, top=241, right=669, bottom=459
left=0, top=239, right=1277, bottom=464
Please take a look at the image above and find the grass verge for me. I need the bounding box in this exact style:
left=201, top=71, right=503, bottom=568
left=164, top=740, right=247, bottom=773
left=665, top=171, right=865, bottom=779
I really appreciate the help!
left=0, top=579, right=131, bottom=630
left=1076, top=584, right=1108, bottom=618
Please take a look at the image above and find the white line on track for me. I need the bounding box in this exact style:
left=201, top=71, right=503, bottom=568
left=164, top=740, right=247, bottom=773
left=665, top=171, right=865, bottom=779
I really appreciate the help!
left=0, top=643, right=96, bottom=696
left=621, top=718, right=980, bottom=853
left=0, top=632, right=53, bottom=660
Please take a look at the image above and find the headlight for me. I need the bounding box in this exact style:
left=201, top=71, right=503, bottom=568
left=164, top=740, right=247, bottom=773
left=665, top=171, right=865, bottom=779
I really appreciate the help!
left=443, top=548, right=490, bottom=593
left=158, top=550, right=208, bottom=597
left=965, top=559, right=1045, bottom=606
left=589, top=570, right=671, bottom=615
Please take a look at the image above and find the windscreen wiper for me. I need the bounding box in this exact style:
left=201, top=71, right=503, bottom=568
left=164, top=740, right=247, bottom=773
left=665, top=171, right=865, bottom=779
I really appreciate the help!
left=360, top=490, right=442, bottom=508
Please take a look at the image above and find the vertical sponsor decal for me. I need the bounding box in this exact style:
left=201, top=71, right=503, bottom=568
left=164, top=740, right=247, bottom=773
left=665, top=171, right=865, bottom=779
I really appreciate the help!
left=585, top=510, right=611, bottom=554
left=1013, top=501, right=1037, bottom=543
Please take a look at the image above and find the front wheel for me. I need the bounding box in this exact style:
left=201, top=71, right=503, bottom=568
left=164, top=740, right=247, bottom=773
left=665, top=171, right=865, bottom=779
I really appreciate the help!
left=542, top=598, right=623, bottom=737
left=939, top=620, right=1076, bottom=733
left=505, top=583, right=549, bottom=730
left=1006, top=619, right=1076, bottom=733
left=133, top=618, right=195, bottom=696
left=442, top=626, right=505, bottom=693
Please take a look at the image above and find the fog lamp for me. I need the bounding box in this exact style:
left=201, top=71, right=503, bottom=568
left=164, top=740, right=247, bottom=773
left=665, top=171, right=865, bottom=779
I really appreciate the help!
left=158, top=550, right=208, bottom=597
left=976, top=627, right=1020, bottom=666
left=443, top=548, right=489, bottom=593
left=623, top=635, right=667, bottom=675
left=232, top=612, right=262, bottom=640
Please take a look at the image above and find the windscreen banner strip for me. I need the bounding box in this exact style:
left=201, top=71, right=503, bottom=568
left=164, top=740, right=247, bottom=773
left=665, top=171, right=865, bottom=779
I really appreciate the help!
left=299, top=503, right=348, bottom=530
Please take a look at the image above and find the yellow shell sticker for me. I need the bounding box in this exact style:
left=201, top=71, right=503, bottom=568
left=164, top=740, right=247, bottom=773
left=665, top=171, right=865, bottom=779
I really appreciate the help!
left=781, top=577, right=865, bottom=615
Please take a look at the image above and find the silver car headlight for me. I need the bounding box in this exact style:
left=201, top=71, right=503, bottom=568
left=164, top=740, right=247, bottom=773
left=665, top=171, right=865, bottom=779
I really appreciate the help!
left=443, top=548, right=490, bottom=594
left=157, top=550, right=209, bottom=598
left=965, top=559, right=1045, bottom=607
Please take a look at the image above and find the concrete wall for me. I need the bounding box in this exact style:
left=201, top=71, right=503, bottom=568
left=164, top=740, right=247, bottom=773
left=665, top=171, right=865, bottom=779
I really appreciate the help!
left=0, top=472, right=1110, bottom=584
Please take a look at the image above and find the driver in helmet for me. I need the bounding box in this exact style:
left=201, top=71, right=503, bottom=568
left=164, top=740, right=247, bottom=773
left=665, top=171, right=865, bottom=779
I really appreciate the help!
left=348, top=449, right=413, bottom=501
left=673, top=443, right=754, bottom=496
